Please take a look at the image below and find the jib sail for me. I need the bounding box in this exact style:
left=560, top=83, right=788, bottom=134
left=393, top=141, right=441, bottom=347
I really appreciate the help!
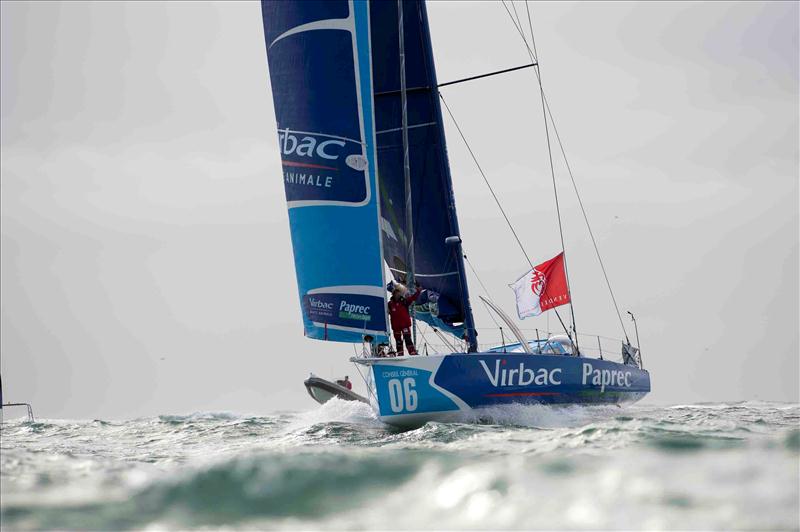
left=369, top=0, right=476, bottom=343
left=261, top=0, right=389, bottom=343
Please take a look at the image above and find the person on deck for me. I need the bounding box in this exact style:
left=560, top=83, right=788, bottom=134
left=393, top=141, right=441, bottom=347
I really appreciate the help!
left=388, top=282, right=421, bottom=356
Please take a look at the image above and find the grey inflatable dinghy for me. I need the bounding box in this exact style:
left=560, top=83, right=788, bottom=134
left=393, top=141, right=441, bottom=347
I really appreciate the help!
left=304, top=374, right=368, bottom=405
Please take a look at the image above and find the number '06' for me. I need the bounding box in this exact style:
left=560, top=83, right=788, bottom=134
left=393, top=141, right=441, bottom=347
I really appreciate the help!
left=387, top=378, right=418, bottom=413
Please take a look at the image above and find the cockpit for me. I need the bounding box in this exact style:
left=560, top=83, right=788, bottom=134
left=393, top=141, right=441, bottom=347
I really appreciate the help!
left=487, top=334, right=578, bottom=356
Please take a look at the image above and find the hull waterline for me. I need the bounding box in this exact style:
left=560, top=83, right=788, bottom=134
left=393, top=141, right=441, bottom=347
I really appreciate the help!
left=355, top=353, right=650, bottom=428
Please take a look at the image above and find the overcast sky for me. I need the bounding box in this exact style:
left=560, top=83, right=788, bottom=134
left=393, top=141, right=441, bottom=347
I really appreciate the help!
left=1, top=1, right=797, bottom=419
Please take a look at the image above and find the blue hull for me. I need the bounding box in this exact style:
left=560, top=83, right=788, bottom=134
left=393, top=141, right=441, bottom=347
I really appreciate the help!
left=358, top=353, right=650, bottom=428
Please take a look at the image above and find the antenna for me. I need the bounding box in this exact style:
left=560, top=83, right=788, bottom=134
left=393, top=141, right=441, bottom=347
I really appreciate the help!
left=627, top=311, right=641, bottom=352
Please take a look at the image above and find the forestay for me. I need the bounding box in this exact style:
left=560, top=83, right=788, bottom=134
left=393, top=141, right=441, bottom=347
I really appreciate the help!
left=261, top=0, right=389, bottom=343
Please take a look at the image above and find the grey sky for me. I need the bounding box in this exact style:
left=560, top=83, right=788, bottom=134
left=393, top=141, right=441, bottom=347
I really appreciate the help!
left=1, top=1, right=797, bottom=419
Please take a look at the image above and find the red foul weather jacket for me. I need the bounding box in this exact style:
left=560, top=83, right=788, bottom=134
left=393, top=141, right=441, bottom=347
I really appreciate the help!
left=387, top=289, right=421, bottom=332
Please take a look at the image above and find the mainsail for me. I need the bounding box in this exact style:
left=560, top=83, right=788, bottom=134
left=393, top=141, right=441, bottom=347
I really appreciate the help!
left=369, top=0, right=477, bottom=345
left=261, top=1, right=389, bottom=343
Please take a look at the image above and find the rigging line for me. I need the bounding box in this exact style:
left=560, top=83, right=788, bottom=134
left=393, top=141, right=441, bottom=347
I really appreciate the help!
left=437, top=63, right=537, bottom=89
left=463, top=254, right=495, bottom=302
left=523, top=3, right=579, bottom=346
left=500, top=1, right=556, bottom=346
left=417, top=321, right=433, bottom=352
left=462, top=253, right=502, bottom=330
left=538, top=68, right=579, bottom=346
left=500, top=0, right=579, bottom=348
left=376, top=64, right=538, bottom=97
left=354, top=363, right=379, bottom=404
left=501, top=1, right=537, bottom=62
left=521, top=0, right=629, bottom=342
left=463, top=264, right=511, bottom=340
left=510, top=1, right=526, bottom=42
left=439, top=92, right=573, bottom=342
left=524, top=1, right=538, bottom=58
left=480, top=300, right=503, bottom=332
left=540, top=89, right=630, bottom=342
left=439, top=94, right=532, bottom=271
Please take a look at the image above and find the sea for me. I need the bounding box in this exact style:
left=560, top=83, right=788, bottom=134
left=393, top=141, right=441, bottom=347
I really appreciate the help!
left=1, top=401, right=798, bottom=531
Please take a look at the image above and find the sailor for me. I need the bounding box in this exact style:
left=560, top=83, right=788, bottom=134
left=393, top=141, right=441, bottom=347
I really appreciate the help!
left=342, top=376, right=352, bottom=390
left=387, top=282, right=421, bottom=356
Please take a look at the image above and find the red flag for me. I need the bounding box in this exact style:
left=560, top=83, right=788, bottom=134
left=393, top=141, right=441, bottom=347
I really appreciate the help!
left=510, top=252, right=571, bottom=318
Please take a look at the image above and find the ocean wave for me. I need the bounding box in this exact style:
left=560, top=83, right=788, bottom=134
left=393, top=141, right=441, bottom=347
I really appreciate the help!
left=6, top=441, right=798, bottom=530
left=3, top=449, right=430, bottom=529
left=156, top=411, right=246, bottom=423
left=2, top=403, right=798, bottom=530
left=462, top=402, right=623, bottom=429
left=289, top=397, right=381, bottom=429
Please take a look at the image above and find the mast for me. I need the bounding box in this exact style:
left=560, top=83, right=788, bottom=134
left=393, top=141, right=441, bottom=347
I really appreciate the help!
left=418, top=1, right=478, bottom=352
left=397, top=0, right=417, bottom=344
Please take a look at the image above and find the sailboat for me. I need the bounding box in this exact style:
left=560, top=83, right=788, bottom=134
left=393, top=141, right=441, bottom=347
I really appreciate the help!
left=260, top=0, right=650, bottom=428
left=0, top=374, right=35, bottom=423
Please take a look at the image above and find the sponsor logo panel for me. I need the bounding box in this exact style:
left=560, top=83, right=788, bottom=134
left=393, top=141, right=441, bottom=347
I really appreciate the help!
left=302, top=292, right=385, bottom=331
left=279, top=128, right=368, bottom=204
left=434, top=355, right=643, bottom=407
left=372, top=365, right=459, bottom=416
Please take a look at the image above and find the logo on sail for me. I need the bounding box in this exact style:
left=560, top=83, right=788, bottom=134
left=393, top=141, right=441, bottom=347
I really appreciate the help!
left=308, top=297, right=333, bottom=311
left=277, top=127, right=369, bottom=205
left=279, top=128, right=346, bottom=160
left=338, top=300, right=371, bottom=321
left=302, top=291, right=385, bottom=331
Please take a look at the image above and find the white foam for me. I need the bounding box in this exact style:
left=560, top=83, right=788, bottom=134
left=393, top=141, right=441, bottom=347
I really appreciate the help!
left=288, top=398, right=381, bottom=430
left=462, top=402, right=622, bottom=429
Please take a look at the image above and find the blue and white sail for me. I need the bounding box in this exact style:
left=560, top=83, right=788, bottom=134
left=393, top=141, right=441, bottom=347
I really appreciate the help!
left=369, top=0, right=476, bottom=343
left=261, top=1, right=388, bottom=343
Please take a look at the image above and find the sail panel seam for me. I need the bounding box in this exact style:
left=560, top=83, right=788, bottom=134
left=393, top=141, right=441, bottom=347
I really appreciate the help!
left=376, top=122, right=437, bottom=135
